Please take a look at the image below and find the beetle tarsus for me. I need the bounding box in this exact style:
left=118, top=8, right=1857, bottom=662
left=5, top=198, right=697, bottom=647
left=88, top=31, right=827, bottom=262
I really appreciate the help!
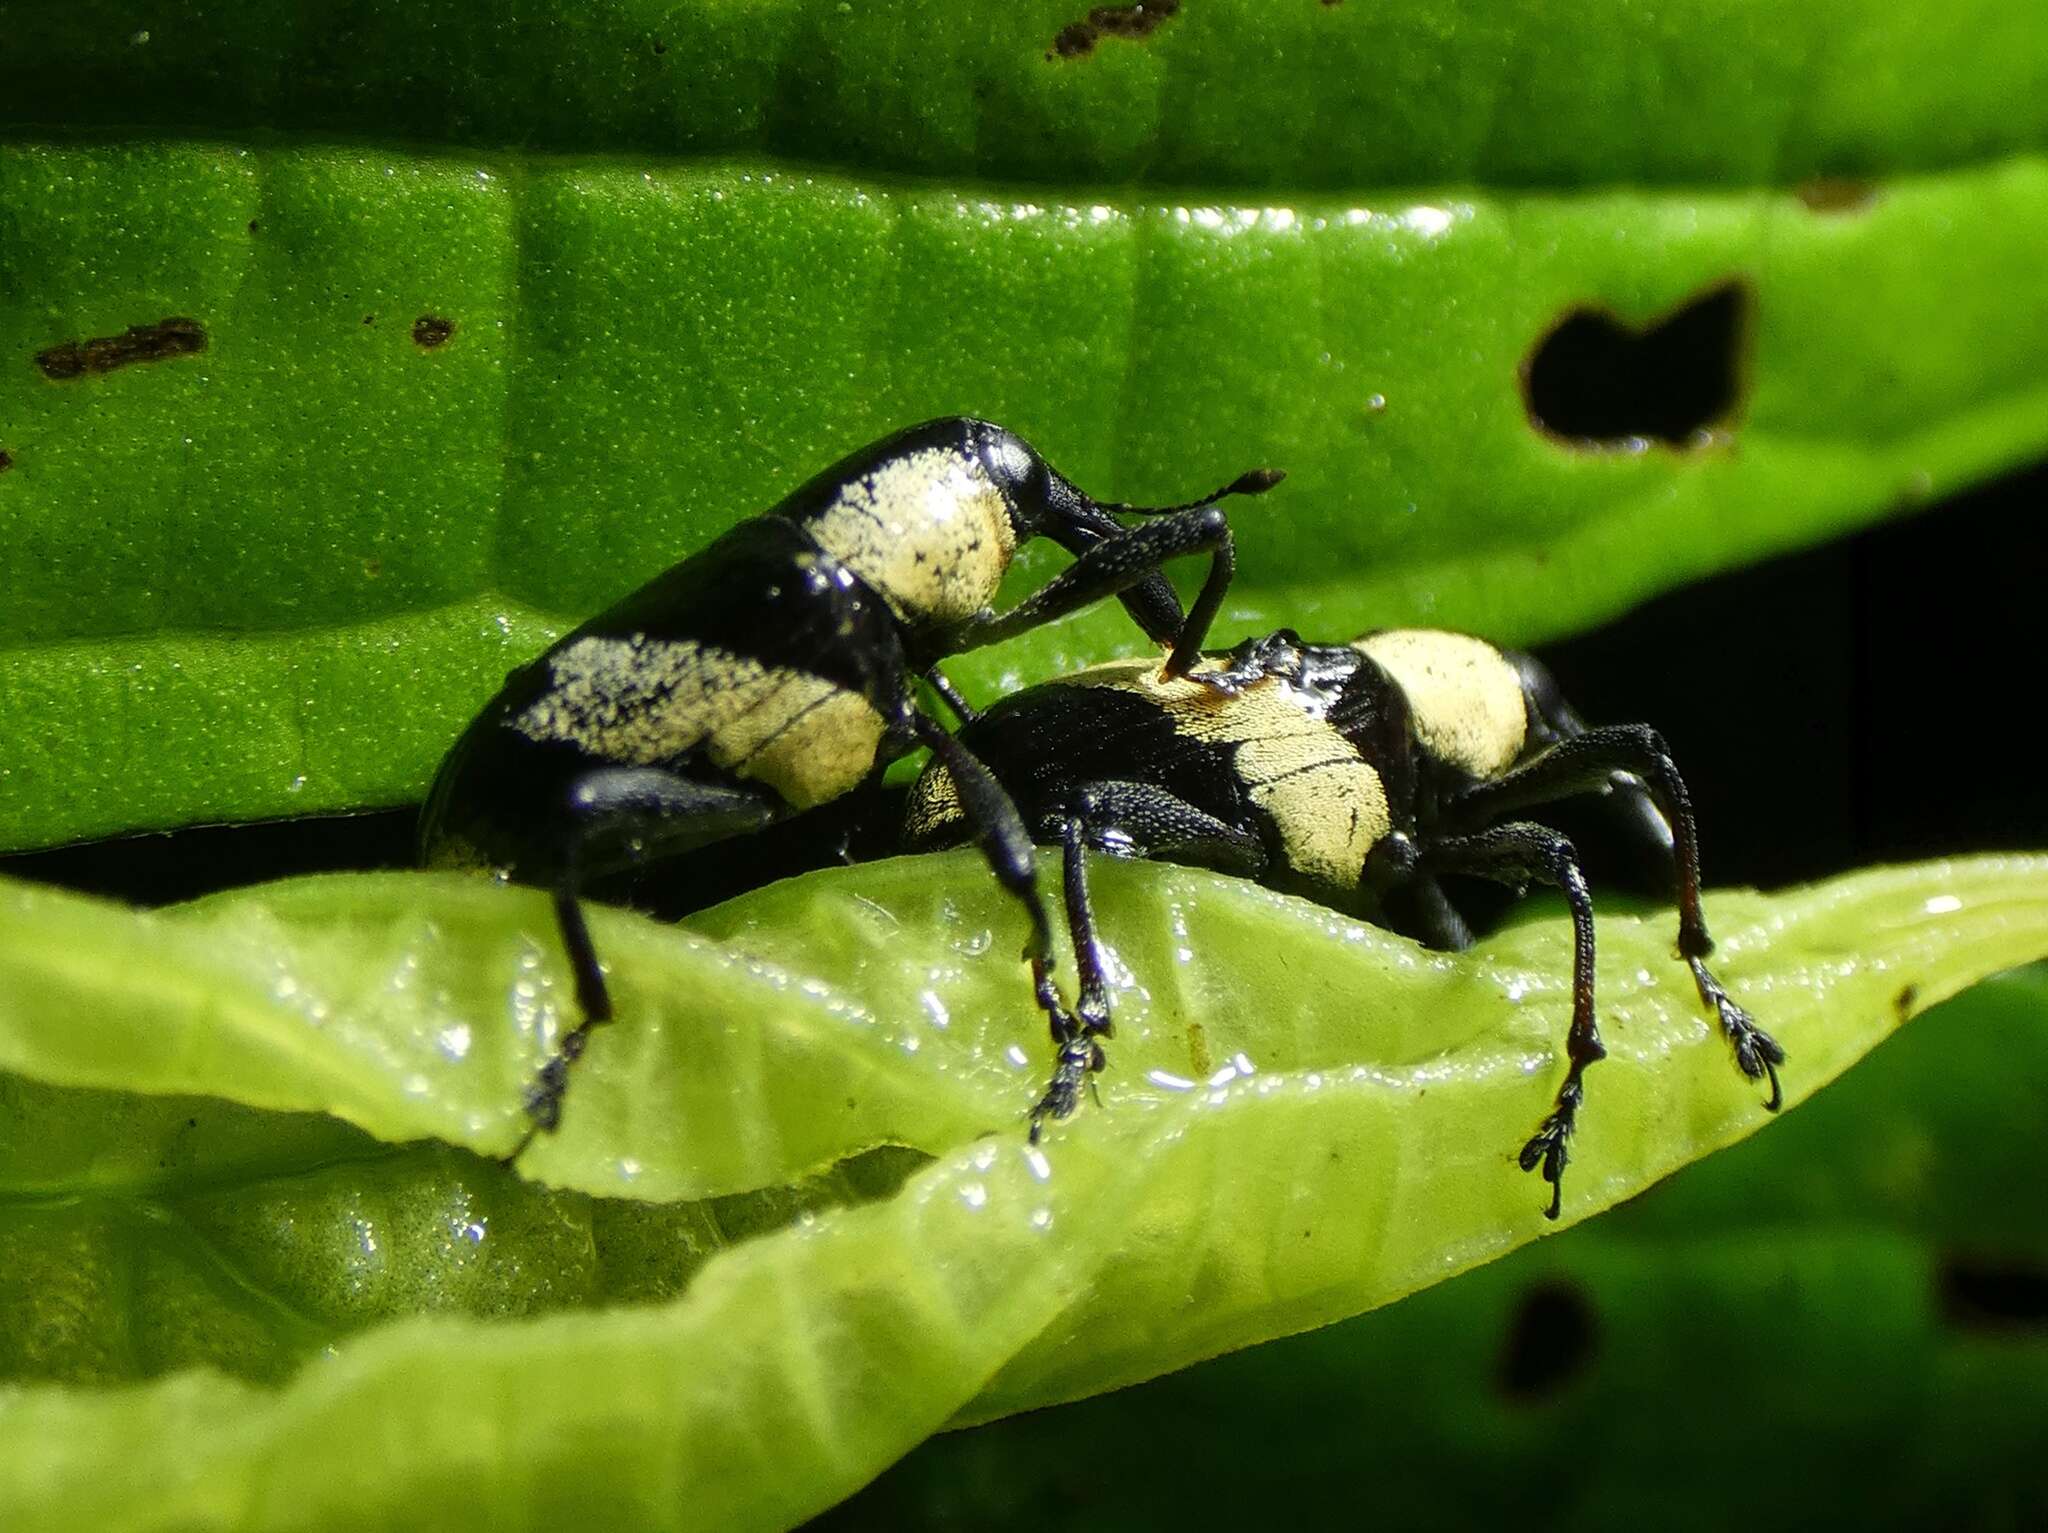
left=1029, top=1034, right=1100, bottom=1137
left=1518, top=1109, right=1574, bottom=1222
left=1687, top=954, right=1786, bottom=1109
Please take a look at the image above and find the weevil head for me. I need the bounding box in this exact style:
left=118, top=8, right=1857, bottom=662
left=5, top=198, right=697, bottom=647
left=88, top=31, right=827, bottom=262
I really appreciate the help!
left=801, top=417, right=1281, bottom=645
left=966, top=419, right=1285, bottom=650
left=966, top=419, right=1128, bottom=571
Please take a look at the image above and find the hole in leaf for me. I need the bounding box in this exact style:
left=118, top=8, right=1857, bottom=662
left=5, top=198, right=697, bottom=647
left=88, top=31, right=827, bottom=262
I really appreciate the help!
left=1940, top=1256, right=2048, bottom=1333
left=1523, top=280, right=1748, bottom=449
left=1497, top=1281, right=1599, bottom=1401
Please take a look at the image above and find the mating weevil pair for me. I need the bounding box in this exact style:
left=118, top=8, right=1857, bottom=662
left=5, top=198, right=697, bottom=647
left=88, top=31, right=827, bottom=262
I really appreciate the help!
left=422, top=417, right=1783, bottom=1215
left=421, top=418, right=1281, bottom=1147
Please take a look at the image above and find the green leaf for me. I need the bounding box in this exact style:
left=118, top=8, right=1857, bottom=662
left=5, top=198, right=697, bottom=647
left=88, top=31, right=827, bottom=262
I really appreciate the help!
left=0, top=1078, right=930, bottom=1388
left=5, top=8, right=2048, bottom=849
left=831, top=966, right=2048, bottom=1530
left=3, top=2, right=2043, bottom=185
left=1, top=855, right=2045, bottom=1528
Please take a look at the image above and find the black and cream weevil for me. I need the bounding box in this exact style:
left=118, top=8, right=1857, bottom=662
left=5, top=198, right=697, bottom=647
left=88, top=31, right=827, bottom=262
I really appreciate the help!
left=904, top=626, right=1784, bottom=1218
left=419, top=417, right=1282, bottom=1146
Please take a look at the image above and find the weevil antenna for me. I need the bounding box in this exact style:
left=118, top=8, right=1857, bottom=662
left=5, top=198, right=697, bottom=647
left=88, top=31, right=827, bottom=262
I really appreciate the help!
left=1096, top=467, right=1285, bottom=518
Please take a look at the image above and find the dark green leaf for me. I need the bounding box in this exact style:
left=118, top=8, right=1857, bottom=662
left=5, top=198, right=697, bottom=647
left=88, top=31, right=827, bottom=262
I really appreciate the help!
left=4, top=21, right=2048, bottom=846
left=4, top=2, right=2044, bottom=186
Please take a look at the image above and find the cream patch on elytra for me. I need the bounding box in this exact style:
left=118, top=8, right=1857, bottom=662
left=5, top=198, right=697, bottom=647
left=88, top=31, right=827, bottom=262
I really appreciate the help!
left=805, top=447, right=1015, bottom=625
left=1076, top=657, right=1393, bottom=888
left=514, top=634, right=885, bottom=809
left=1355, top=630, right=1526, bottom=779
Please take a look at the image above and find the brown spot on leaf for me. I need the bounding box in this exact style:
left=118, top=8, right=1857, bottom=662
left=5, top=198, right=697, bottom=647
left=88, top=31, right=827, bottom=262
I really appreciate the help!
left=35, top=316, right=207, bottom=380
left=1048, top=1, right=1179, bottom=59
left=1184, top=1016, right=1212, bottom=1079
left=1940, top=1255, right=2048, bottom=1333
left=247, top=219, right=260, bottom=235
left=1052, top=22, right=1096, bottom=56
left=363, top=313, right=376, bottom=326
left=1498, top=1282, right=1600, bottom=1402
left=1522, top=279, right=1750, bottom=450
left=1894, top=982, right=1920, bottom=1023
left=412, top=314, right=456, bottom=349
left=0, top=449, right=12, bottom=472
left=652, top=38, right=668, bottom=55
left=1797, top=177, right=1879, bottom=214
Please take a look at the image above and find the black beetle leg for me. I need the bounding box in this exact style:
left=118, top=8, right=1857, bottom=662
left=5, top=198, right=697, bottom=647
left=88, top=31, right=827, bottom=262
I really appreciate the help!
left=1045, top=466, right=1284, bottom=661
left=1390, top=873, right=1478, bottom=952
left=510, top=767, right=776, bottom=1156
left=1193, top=628, right=1319, bottom=697
left=1159, top=511, right=1234, bottom=679
left=1027, top=1007, right=1099, bottom=1144
left=1509, top=650, right=1678, bottom=878
left=1445, top=720, right=1784, bottom=1110
left=1094, top=469, right=1282, bottom=674
left=923, top=665, right=981, bottom=727
left=1363, top=831, right=1477, bottom=952
left=1027, top=780, right=1266, bottom=1137
left=937, top=508, right=1234, bottom=675
left=907, top=709, right=1058, bottom=973
left=1041, top=500, right=1188, bottom=652
left=1423, top=823, right=1602, bottom=1222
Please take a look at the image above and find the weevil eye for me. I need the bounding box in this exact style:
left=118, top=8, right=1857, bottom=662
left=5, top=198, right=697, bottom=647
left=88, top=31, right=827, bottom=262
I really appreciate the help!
left=979, top=427, right=1036, bottom=492
left=973, top=425, right=1049, bottom=532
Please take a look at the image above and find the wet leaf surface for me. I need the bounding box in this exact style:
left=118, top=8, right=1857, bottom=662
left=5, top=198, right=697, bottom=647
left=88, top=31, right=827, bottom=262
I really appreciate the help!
left=828, top=966, right=2048, bottom=1531
left=1, top=854, right=2044, bottom=1528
